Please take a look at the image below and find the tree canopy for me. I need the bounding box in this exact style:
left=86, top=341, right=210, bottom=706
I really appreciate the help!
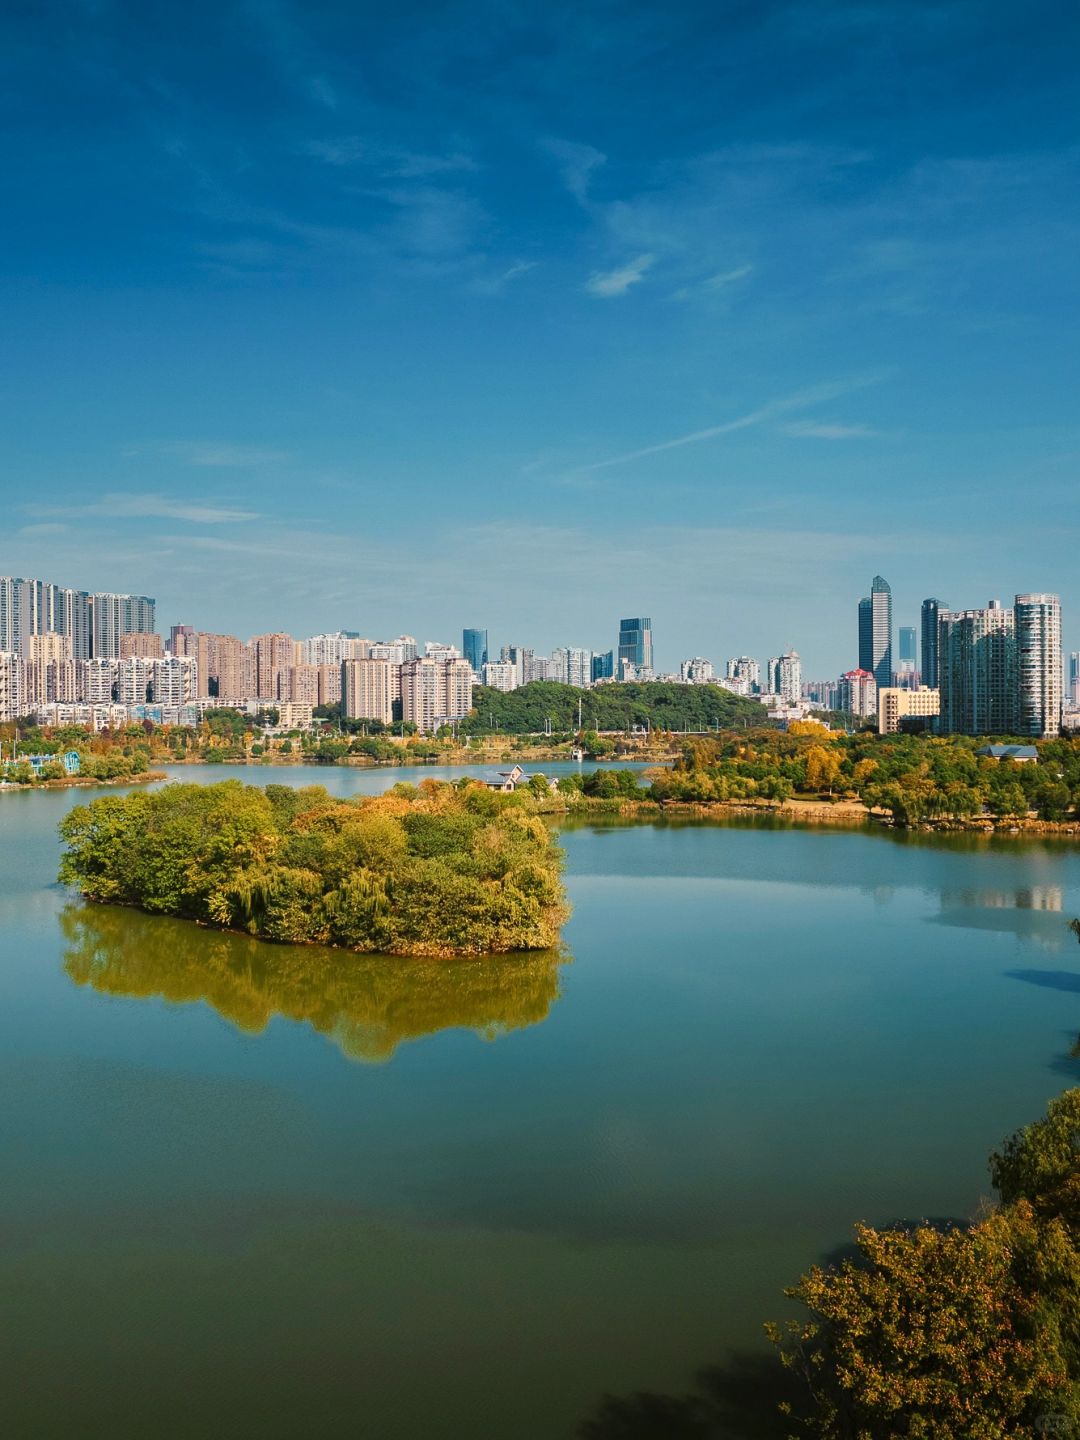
left=58, top=778, right=569, bottom=956
left=459, top=681, right=765, bottom=736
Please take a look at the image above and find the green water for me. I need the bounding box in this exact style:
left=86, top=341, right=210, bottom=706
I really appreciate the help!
left=4, top=764, right=1080, bottom=1438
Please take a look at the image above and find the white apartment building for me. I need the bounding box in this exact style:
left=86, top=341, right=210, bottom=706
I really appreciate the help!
left=1015, top=593, right=1061, bottom=739
left=680, top=657, right=714, bottom=684
left=481, top=661, right=516, bottom=692
left=115, top=656, right=198, bottom=707
left=370, top=635, right=418, bottom=665
left=298, top=632, right=369, bottom=666
left=78, top=658, right=117, bottom=703
left=837, top=668, right=877, bottom=718
left=765, top=651, right=802, bottom=705
left=550, top=647, right=593, bottom=688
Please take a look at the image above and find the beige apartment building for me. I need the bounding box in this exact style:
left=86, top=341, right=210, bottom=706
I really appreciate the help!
left=0, top=650, right=23, bottom=721
left=172, top=630, right=248, bottom=699
left=250, top=633, right=295, bottom=701
left=878, top=685, right=940, bottom=734
left=287, top=663, right=342, bottom=709
left=119, top=632, right=164, bottom=659
left=342, top=658, right=395, bottom=725
left=400, top=656, right=473, bottom=733
left=26, top=632, right=77, bottom=705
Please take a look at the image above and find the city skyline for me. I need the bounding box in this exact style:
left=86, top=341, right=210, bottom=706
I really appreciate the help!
left=0, top=558, right=1077, bottom=688
left=3, top=3, right=1080, bottom=673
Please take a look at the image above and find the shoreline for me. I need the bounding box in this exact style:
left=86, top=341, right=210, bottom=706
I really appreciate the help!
left=0, top=770, right=166, bottom=794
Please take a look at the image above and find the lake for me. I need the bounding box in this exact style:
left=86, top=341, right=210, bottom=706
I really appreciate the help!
left=3, top=762, right=1080, bottom=1438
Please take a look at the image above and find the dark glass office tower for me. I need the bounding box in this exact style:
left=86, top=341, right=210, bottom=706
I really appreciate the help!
left=618, top=617, right=652, bottom=671
left=858, top=596, right=873, bottom=672
left=920, top=598, right=945, bottom=690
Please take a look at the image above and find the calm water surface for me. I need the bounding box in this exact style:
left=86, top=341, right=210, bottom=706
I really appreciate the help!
left=4, top=762, right=1080, bottom=1438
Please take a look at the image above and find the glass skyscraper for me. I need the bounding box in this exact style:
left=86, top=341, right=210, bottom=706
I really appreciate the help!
left=921, top=598, right=946, bottom=690
left=618, top=617, right=652, bottom=673
left=857, top=577, right=892, bottom=692
left=462, top=628, right=488, bottom=674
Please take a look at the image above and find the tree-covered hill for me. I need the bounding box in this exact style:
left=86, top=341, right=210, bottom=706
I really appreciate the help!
left=460, top=681, right=767, bottom=735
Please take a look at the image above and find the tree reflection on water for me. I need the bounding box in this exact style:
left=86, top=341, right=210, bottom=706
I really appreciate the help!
left=61, top=904, right=566, bottom=1062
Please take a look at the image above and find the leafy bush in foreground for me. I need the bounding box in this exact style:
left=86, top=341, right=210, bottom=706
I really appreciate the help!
left=770, top=1087, right=1080, bottom=1437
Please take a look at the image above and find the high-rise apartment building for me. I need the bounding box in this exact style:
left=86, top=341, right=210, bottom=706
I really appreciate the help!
left=680, top=657, right=714, bottom=684
left=462, top=629, right=488, bottom=674
left=837, top=668, right=877, bottom=718
left=78, top=658, right=116, bottom=703
left=725, top=656, right=761, bottom=693
left=119, top=632, right=164, bottom=659
left=480, top=661, right=516, bottom=692
left=300, top=632, right=371, bottom=666
left=765, top=650, right=802, bottom=703
left=500, top=645, right=533, bottom=688
left=920, top=599, right=946, bottom=690
left=0, top=650, right=22, bottom=721
left=618, top=617, right=653, bottom=674
left=172, top=630, right=248, bottom=698
left=550, top=647, right=592, bottom=688
left=250, top=633, right=294, bottom=700
left=591, top=651, right=614, bottom=683
left=400, top=657, right=473, bottom=733
left=56, top=588, right=91, bottom=661
left=1014, top=593, right=1061, bottom=738
left=26, top=632, right=77, bottom=705
left=341, top=658, right=395, bottom=725
left=937, top=600, right=1015, bottom=735
left=116, top=656, right=197, bottom=707
left=89, top=592, right=156, bottom=659
left=370, top=636, right=417, bottom=665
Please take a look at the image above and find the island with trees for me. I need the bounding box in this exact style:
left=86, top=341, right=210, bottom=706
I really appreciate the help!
left=58, top=778, right=569, bottom=956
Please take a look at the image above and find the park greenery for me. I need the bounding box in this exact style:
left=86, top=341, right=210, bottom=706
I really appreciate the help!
left=58, top=778, right=569, bottom=956
left=648, top=726, right=1080, bottom=824
left=769, top=1084, right=1080, bottom=1437
left=0, top=720, right=153, bottom=785
left=459, top=680, right=764, bottom=737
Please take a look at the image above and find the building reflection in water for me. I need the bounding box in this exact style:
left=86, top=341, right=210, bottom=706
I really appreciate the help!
left=60, top=904, right=566, bottom=1063
left=940, top=885, right=1064, bottom=912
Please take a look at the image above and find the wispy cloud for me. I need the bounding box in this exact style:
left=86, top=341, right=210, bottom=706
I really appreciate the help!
left=571, top=380, right=876, bottom=476
left=26, top=492, right=258, bottom=524
left=471, top=260, right=539, bottom=296
left=126, top=442, right=290, bottom=468
left=672, top=264, right=755, bottom=302
left=303, top=137, right=478, bottom=177
left=782, top=421, right=878, bottom=439
left=17, top=522, right=70, bottom=537
left=585, top=252, right=654, bottom=297
left=542, top=138, right=606, bottom=205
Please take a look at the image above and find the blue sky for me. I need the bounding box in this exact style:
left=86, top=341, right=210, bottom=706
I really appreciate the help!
left=2, top=0, right=1078, bottom=674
